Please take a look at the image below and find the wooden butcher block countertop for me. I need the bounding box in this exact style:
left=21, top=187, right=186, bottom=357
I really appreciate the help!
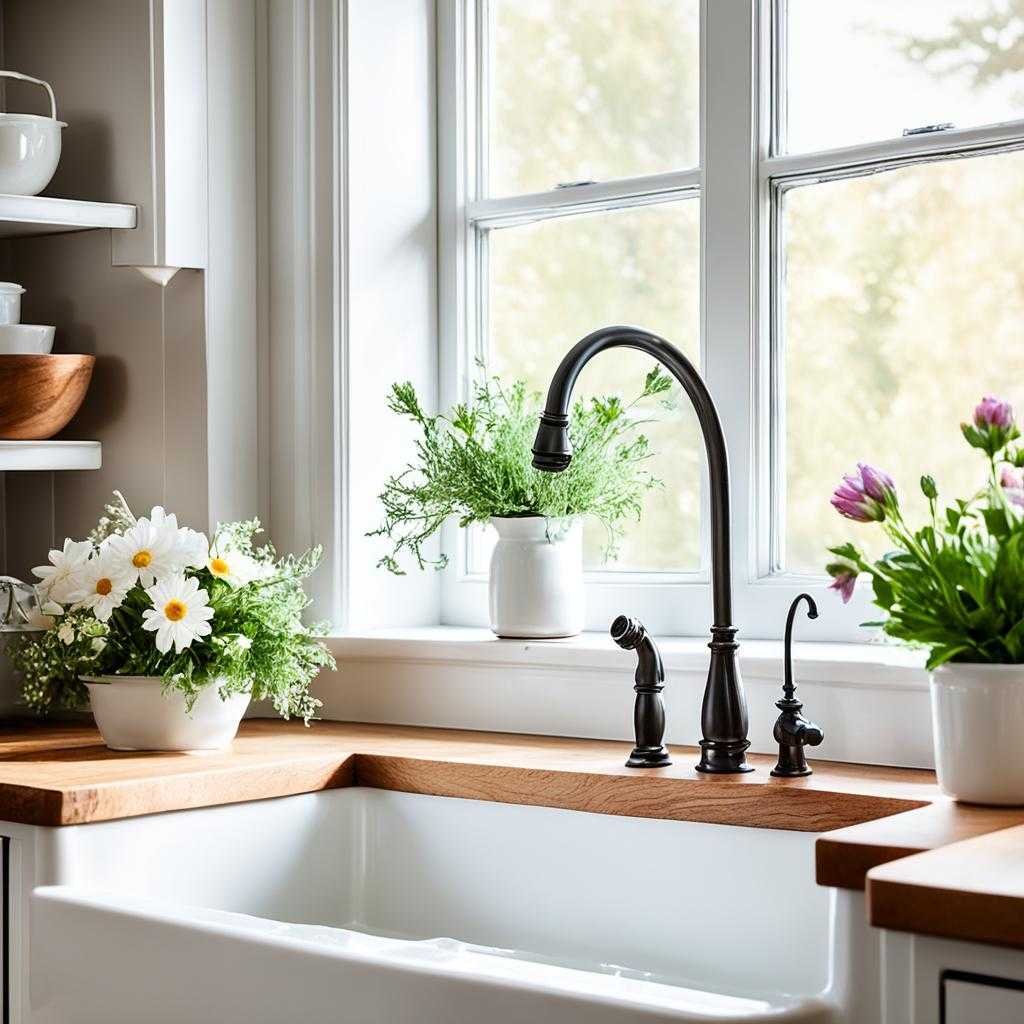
left=0, top=719, right=1021, bottom=949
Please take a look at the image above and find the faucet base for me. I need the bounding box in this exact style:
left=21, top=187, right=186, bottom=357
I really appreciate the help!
left=626, top=744, right=672, bottom=769
left=695, top=739, right=753, bottom=774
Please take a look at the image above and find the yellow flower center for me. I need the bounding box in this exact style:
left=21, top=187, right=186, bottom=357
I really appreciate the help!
left=210, top=557, right=230, bottom=576
left=95, top=578, right=113, bottom=596
left=164, top=599, right=187, bottom=622
left=133, top=550, right=152, bottom=569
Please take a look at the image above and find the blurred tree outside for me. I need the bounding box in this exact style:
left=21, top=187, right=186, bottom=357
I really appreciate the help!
left=482, top=0, right=1024, bottom=579
left=487, top=0, right=701, bottom=572
left=786, top=2, right=1024, bottom=571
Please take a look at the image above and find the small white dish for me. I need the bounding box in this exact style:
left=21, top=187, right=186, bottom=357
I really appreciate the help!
left=0, top=323, right=54, bottom=354
left=82, top=675, right=250, bottom=752
left=0, top=282, right=25, bottom=325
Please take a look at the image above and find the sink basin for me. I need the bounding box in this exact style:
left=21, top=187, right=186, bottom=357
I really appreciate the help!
left=28, top=788, right=870, bottom=1023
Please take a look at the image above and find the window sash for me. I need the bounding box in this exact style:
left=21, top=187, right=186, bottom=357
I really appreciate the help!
left=440, top=0, right=1024, bottom=640
left=765, top=0, right=1024, bottom=583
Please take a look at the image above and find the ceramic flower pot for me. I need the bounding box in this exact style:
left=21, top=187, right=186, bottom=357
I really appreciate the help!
left=488, top=516, right=584, bottom=639
left=82, top=675, right=250, bottom=752
left=930, top=663, right=1024, bottom=805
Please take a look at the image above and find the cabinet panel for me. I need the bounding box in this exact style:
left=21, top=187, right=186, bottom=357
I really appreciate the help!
left=944, top=973, right=1024, bottom=1023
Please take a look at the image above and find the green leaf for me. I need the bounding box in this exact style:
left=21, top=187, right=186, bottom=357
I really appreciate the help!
left=642, top=366, right=673, bottom=398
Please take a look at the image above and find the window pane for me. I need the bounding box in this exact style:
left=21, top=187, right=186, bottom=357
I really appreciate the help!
left=785, top=0, right=1024, bottom=153
left=488, top=0, right=699, bottom=197
left=783, top=150, right=1024, bottom=573
left=485, top=201, right=701, bottom=572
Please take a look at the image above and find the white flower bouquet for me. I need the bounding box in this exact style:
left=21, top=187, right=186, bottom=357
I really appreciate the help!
left=6, top=492, right=334, bottom=721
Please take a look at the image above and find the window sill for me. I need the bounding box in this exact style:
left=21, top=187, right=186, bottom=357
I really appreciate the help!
left=326, top=626, right=929, bottom=692
left=316, top=627, right=933, bottom=768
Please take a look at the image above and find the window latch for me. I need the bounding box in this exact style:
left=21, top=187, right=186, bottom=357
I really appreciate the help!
left=554, top=180, right=597, bottom=189
left=902, top=122, right=954, bottom=137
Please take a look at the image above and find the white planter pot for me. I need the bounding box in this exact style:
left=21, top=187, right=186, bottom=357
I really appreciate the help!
left=488, top=516, right=584, bottom=639
left=930, top=663, right=1024, bottom=805
left=82, top=675, right=250, bottom=752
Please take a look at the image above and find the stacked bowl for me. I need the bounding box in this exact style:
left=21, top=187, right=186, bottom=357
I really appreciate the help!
left=0, top=283, right=93, bottom=440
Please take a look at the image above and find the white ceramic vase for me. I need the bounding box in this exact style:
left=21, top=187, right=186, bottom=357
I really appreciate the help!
left=82, top=675, right=250, bottom=752
left=930, top=663, right=1024, bottom=805
left=488, top=516, right=584, bottom=639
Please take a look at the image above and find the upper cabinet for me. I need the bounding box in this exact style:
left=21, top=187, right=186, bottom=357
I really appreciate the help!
left=1, top=0, right=207, bottom=272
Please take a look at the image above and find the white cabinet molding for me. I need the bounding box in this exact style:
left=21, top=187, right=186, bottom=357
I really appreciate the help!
left=113, top=0, right=208, bottom=271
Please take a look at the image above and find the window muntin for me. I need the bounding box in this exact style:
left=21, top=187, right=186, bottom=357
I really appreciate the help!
left=487, top=0, right=700, bottom=197
left=784, top=0, right=1024, bottom=154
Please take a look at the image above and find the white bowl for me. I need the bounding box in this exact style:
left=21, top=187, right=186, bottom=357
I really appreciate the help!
left=0, top=113, right=64, bottom=197
left=0, top=72, right=66, bottom=196
left=83, top=675, right=251, bottom=752
left=0, top=324, right=54, bottom=355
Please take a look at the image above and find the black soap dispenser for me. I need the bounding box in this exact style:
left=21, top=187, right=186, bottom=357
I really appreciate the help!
left=771, top=594, right=824, bottom=778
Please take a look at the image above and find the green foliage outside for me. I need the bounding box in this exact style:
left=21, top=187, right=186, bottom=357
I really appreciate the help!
left=488, top=1, right=1024, bottom=579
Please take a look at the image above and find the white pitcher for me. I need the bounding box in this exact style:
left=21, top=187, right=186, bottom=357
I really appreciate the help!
left=488, top=516, right=584, bottom=638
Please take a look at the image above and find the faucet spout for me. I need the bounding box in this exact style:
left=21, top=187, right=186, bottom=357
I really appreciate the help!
left=532, top=325, right=751, bottom=773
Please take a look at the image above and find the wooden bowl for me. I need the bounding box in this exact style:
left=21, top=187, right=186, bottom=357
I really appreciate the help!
left=0, top=354, right=95, bottom=440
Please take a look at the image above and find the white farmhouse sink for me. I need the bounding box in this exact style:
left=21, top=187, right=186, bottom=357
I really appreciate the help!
left=26, top=788, right=875, bottom=1023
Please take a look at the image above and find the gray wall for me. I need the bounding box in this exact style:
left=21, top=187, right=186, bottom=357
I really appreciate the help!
left=0, top=0, right=212, bottom=712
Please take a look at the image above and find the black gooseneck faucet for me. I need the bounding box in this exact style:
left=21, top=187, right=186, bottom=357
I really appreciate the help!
left=771, top=593, right=824, bottom=777
left=532, top=325, right=751, bottom=774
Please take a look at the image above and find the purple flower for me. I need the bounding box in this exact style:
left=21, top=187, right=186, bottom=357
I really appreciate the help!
left=1001, top=465, right=1024, bottom=508
left=827, top=571, right=857, bottom=604
left=974, top=396, right=1015, bottom=431
left=831, top=464, right=895, bottom=523
left=964, top=396, right=1020, bottom=456
left=1001, top=465, right=1024, bottom=490
left=858, top=462, right=896, bottom=503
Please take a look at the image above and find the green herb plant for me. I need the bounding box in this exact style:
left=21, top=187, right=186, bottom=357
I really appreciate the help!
left=371, top=366, right=674, bottom=573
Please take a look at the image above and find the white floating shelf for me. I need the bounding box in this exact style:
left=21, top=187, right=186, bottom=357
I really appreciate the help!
left=0, top=194, right=136, bottom=238
left=0, top=440, right=101, bottom=471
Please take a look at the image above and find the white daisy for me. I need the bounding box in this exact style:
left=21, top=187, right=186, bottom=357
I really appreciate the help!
left=207, top=548, right=260, bottom=587
left=75, top=551, right=133, bottom=622
left=142, top=574, right=215, bottom=654
left=173, top=527, right=210, bottom=571
left=103, top=514, right=179, bottom=587
left=32, top=539, right=93, bottom=604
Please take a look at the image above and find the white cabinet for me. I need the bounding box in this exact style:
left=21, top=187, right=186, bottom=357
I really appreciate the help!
left=880, top=930, right=1024, bottom=1023
left=943, top=973, right=1024, bottom=1023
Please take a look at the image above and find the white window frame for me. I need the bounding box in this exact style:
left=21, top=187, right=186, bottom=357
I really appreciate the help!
left=437, top=0, right=1024, bottom=643
left=438, top=0, right=737, bottom=639
left=761, top=0, right=1024, bottom=640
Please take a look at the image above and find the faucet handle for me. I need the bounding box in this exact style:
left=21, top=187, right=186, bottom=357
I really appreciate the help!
left=771, top=594, right=824, bottom=778
left=611, top=615, right=671, bottom=768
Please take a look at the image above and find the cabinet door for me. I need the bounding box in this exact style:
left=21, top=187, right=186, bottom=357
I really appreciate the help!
left=944, top=972, right=1024, bottom=1023
left=1, top=835, right=8, bottom=1024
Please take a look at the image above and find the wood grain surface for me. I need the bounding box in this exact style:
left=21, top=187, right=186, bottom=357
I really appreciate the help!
left=0, top=354, right=94, bottom=440
left=0, top=718, right=931, bottom=834
left=867, top=823, right=1024, bottom=949
left=816, top=800, right=1024, bottom=890
left=2, top=719, right=1019, bottom=949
